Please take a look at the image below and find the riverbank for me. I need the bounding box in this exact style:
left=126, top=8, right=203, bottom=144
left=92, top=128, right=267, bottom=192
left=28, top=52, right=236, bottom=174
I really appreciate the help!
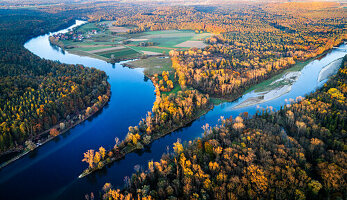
left=78, top=41, right=347, bottom=179
left=48, top=21, right=347, bottom=179
left=78, top=103, right=213, bottom=178
left=0, top=87, right=111, bottom=170
left=49, top=38, right=163, bottom=64
left=232, top=71, right=300, bottom=109
left=79, top=58, right=211, bottom=178
left=318, top=57, right=344, bottom=82
left=0, top=15, right=345, bottom=200
left=230, top=45, right=347, bottom=109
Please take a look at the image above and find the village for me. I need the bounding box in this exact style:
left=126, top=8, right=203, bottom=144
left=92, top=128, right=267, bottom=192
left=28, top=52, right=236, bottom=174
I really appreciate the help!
left=51, top=28, right=98, bottom=41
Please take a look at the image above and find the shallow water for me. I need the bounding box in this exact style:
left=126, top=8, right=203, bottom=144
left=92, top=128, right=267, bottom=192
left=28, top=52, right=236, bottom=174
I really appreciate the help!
left=0, top=20, right=345, bottom=200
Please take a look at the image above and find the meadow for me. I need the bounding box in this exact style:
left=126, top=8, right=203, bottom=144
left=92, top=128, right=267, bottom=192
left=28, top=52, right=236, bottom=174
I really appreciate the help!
left=59, top=22, right=212, bottom=62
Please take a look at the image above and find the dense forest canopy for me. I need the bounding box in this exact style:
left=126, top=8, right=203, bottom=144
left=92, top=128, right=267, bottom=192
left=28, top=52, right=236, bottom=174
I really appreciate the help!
left=0, top=9, right=109, bottom=153
left=80, top=3, right=346, bottom=99
left=0, top=1, right=345, bottom=199
left=102, top=55, right=347, bottom=200
left=60, top=2, right=346, bottom=199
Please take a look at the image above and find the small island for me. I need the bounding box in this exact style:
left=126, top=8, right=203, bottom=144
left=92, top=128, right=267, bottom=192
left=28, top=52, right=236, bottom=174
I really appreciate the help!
left=0, top=2, right=346, bottom=200
left=69, top=15, right=346, bottom=178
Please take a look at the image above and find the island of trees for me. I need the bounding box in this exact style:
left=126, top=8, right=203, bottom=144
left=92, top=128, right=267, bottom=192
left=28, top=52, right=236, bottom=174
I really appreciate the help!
left=0, top=2, right=345, bottom=199
left=79, top=2, right=347, bottom=180
left=102, top=54, right=347, bottom=200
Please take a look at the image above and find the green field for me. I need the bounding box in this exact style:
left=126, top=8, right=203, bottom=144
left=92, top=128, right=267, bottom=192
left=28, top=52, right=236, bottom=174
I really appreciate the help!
left=128, top=30, right=212, bottom=48
left=76, top=23, right=100, bottom=33
left=128, top=46, right=169, bottom=54
left=127, top=57, right=173, bottom=75
left=96, top=48, right=140, bottom=59
left=73, top=46, right=111, bottom=51
left=60, top=22, right=213, bottom=62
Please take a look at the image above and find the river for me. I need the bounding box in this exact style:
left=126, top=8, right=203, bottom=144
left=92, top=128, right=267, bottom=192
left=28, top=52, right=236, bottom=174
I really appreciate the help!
left=0, top=20, right=346, bottom=200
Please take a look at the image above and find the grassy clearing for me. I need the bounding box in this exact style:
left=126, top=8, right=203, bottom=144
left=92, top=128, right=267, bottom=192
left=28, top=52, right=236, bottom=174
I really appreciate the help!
left=126, top=57, right=173, bottom=76
left=152, top=37, right=192, bottom=48
left=126, top=56, right=182, bottom=96
left=76, top=23, right=100, bottom=33
left=96, top=48, right=140, bottom=59
left=144, top=30, right=196, bottom=36
left=192, top=33, right=213, bottom=40
left=175, top=40, right=208, bottom=48
left=73, top=46, right=112, bottom=51
left=87, top=46, right=125, bottom=53
left=129, top=36, right=191, bottom=48
left=62, top=22, right=213, bottom=62
left=128, top=30, right=211, bottom=48
left=128, top=46, right=169, bottom=54
left=67, top=49, right=109, bottom=61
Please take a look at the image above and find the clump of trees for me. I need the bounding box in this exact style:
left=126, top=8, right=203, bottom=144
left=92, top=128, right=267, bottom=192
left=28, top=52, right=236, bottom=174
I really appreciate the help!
left=101, top=55, right=347, bottom=199
left=82, top=87, right=210, bottom=172
left=152, top=71, right=174, bottom=92
left=87, top=3, right=346, bottom=100
left=170, top=24, right=345, bottom=98
left=0, top=10, right=110, bottom=153
left=81, top=3, right=346, bottom=186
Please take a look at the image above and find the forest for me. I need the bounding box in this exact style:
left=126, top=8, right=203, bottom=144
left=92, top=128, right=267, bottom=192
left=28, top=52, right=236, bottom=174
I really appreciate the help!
left=0, top=1, right=345, bottom=199
left=102, top=55, right=347, bottom=200
left=80, top=2, right=346, bottom=175
left=73, top=2, right=347, bottom=199
left=0, top=10, right=109, bottom=155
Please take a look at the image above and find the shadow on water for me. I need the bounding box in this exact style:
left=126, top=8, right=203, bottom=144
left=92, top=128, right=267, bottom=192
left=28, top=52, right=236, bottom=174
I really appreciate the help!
left=144, top=75, right=149, bottom=82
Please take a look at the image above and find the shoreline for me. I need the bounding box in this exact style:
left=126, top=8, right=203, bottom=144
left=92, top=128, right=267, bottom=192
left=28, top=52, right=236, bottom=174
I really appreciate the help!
left=78, top=42, right=347, bottom=179
left=79, top=58, right=213, bottom=179
left=78, top=103, right=213, bottom=178
left=49, top=38, right=159, bottom=64
left=0, top=19, right=85, bottom=169
left=0, top=87, right=111, bottom=171
left=22, top=20, right=346, bottom=178
left=232, top=71, right=301, bottom=109
left=229, top=43, right=347, bottom=109
left=318, top=57, right=344, bottom=82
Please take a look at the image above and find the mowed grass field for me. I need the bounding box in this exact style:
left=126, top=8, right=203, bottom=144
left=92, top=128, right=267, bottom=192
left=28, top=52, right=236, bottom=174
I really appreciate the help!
left=128, top=46, right=169, bottom=54
left=95, top=47, right=141, bottom=59
left=127, top=56, right=173, bottom=75
left=128, top=30, right=211, bottom=48
left=75, top=23, right=101, bottom=33
left=62, top=22, right=212, bottom=61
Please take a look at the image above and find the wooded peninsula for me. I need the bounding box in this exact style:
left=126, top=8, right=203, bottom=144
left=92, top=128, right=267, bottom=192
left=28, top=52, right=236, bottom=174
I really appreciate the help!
left=0, top=1, right=345, bottom=200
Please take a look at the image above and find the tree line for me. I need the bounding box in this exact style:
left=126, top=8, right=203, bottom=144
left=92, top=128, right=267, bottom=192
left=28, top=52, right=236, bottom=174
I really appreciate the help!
left=0, top=10, right=109, bottom=154
left=101, top=55, right=347, bottom=200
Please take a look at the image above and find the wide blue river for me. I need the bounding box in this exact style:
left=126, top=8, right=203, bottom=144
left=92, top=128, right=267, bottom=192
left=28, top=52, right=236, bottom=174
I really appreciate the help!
left=0, top=20, right=346, bottom=200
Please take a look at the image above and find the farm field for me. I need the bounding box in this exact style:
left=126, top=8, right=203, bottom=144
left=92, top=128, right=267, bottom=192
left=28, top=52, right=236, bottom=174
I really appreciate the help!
left=127, top=30, right=212, bottom=48
left=57, top=21, right=212, bottom=62
left=95, top=47, right=141, bottom=60
left=126, top=56, right=173, bottom=76
left=125, top=56, right=182, bottom=96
